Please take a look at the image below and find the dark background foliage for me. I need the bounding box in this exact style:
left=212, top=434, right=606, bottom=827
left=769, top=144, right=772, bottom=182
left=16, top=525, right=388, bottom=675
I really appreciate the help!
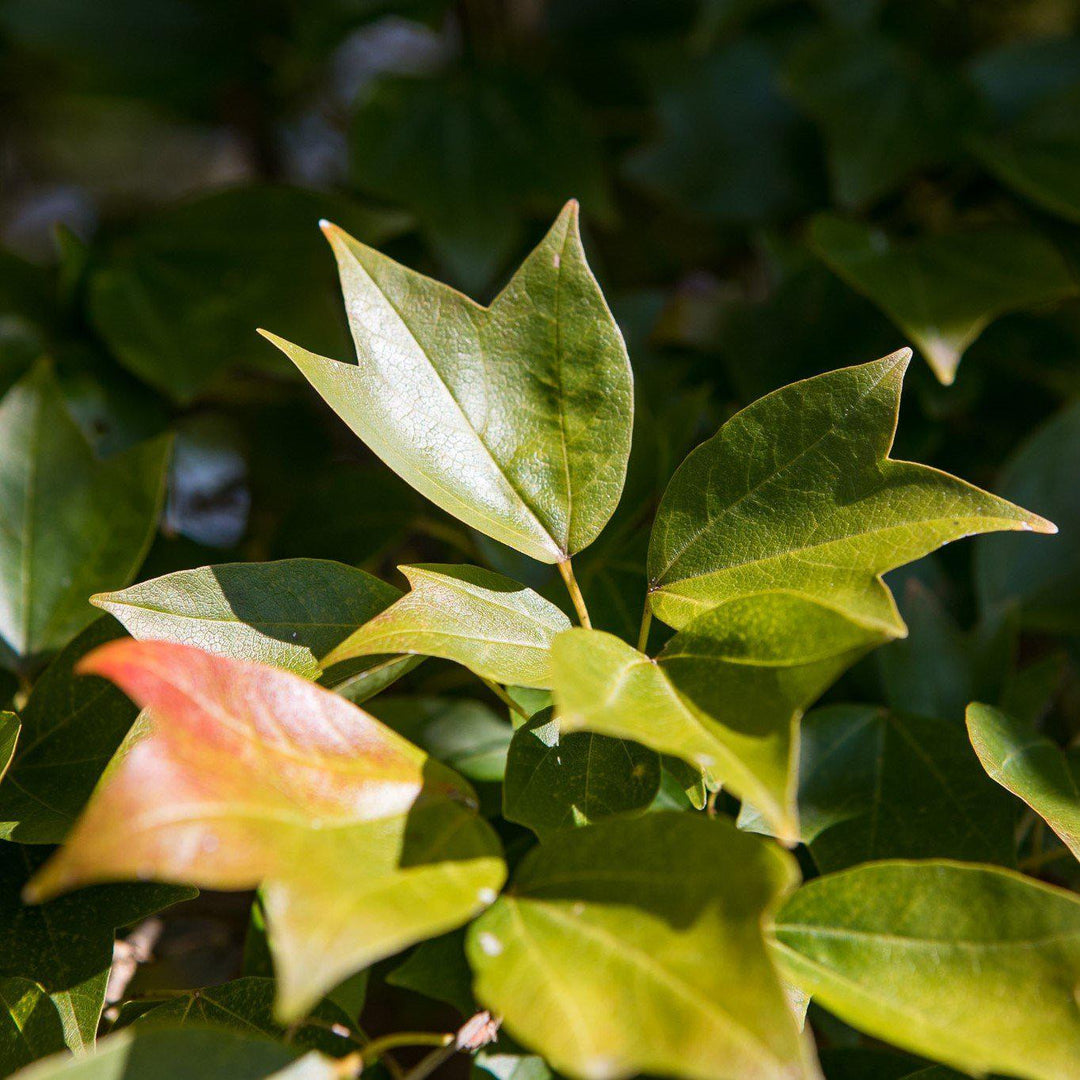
left=2, top=0, right=1079, bottom=1072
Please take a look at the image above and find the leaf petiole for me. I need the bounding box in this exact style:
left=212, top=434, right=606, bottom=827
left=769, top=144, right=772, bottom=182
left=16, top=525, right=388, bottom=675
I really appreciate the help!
left=557, top=559, right=592, bottom=629
left=481, top=677, right=530, bottom=720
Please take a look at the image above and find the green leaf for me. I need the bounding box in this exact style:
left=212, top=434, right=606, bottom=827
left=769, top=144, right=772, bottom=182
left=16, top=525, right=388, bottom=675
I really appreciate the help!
left=0, top=363, right=169, bottom=667
left=260, top=201, right=633, bottom=565
left=967, top=701, right=1080, bottom=862
left=969, top=85, right=1080, bottom=224
left=784, top=30, right=972, bottom=208
left=503, top=708, right=660, bottom=839
left=468, top=813, right=817, bottom=1080
left=625, top=42, right=808, bottom=223
left=324, top=565, right=570, bottom=690
left=386, top=929, right=475, bottom=1016
left=0, top=712, right=18, bottom=784
left=349, top=70, right=612, bottom=291
left=772, top=861, right=1080, bottom=1080
left=647, top=352, right=1054, bottom=634
left=810, top=215, right=1077, bottom=384
left=9, top=1027, right=309, bottom=1080
left=0, top=620, right=139, bottom=844
left=742, top=705, right=1016, bottom=872
left=0, top=978, right=66, bottom=1076
left=125, top=977, right=355, bottom=1057
left=92, top=559, right=401, bottom=680
left=553, top=593, right=883, bottom=840
left=0, top=844, right=193, bottom=1053
left=87, top=185, right=409, bottom=403
left=976, top=400, right=1080, bottom=633
left=25, top=640, right=505, bottom=1021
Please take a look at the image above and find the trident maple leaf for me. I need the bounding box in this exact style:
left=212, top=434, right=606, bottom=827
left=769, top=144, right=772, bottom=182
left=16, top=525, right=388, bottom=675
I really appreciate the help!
left=25, top=640, right=505, bottom=1020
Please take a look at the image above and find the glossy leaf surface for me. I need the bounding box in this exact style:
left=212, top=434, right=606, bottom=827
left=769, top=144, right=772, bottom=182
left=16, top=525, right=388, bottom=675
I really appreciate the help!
left=502, top=709, right=660, bottom=839
left=0, top=844, right=193, bottom=1052
left=647, top=353, right=1054, bottom=633
left=810, top=215, right=1077, bottom=383
left=325, top=565, right=570, bottom=689
left=773, top=861, right=1080, bottom=1079
left=0, top=621, right=139, bottom=843
left=0, top=365, right=169, bottom=666
left=27, top=641, right=506, bottom=1021
left=468, top=813, right=817, bottom=1080
left=967, top=702, right=1080, bottom=861
left=553, top=593, right=885, bottom=840
left=261, top=202, right=633, bottom=564
left=93, top=559, right=400, bottom=679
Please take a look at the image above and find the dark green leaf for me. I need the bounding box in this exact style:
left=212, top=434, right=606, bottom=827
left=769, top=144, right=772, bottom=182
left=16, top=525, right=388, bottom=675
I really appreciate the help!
left=503, top=708, right=660, bottom=839
left=0, top=712, right=18, bottom=785
left=0, top=978, right=66, bottom=1076
left=386, top=930, right=474, bottom=1016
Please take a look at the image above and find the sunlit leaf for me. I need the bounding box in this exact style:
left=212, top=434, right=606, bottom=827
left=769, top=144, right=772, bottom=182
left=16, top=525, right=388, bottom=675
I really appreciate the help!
left=773, top=861, right=1080, bottom=1080
left=260, top=202, right=633, bottom=565
left=503, top=708, right=660, bottom=839
left=647, top=352, right=1054, bottom=633
left=325, top=565, right=570, bottom=690
left=468, top=813, right=817, bottom=1080
left=967, top=701, right=1080, bottom=862
left=0, top=364, right=169, bottom=668
left=0, top=620, right=138, bottom=844
left=0, top=978, right=65, bottom=1076
left=810, top=215, right=1077, bottom=384
left=93, top=559, right=400, bottom=679
left=0, top=844, right=193, bottom=1052
left=552, top=593, right=885, bottom=842
left=25, top=641, right=505, bottom=1021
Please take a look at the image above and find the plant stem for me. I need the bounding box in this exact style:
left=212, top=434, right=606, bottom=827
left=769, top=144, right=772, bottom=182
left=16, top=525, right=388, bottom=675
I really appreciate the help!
left=636, top=605, right=652, bottom=653
left=557, top=558, right=591, bottom=628
left=481, top=676, right=529, bottom=720
left=361, top=1032, right=453, bottom=1067
left=400, top=1041, right=459, bottom=1080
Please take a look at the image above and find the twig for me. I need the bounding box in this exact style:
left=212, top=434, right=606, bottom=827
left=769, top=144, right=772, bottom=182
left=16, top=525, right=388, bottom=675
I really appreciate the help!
left=480, top=677, right=530, bottom=720
left=636, top=605, right=652, bottom=653
left=401, top=1012, right=501, bottom=1080
left=103, top=918, right=163, bottom=1023
left=557, top=559, right=591, bottom=628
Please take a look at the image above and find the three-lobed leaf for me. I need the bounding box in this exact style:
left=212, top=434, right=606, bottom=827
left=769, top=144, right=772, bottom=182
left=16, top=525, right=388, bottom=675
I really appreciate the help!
left=325, top=565, right=571, bottom=690
left=26, top=640, right=505, bottom=1021
left=468, top=813, right=818, bottom=1080
left=772, top=861, right=1080, bottom=1080
left=552, top=592, right=886, bottom=841
left=93, top=559, right=401, bottom=680
left=260, top=202, right=633, bottom=564
left=967, top=701, right=1080, bottom=862
left=647, top=352, right=1054, bottom=633
left=810, top=215, right=1077, bottom=383
left=0, top=364, right=170, bottom=668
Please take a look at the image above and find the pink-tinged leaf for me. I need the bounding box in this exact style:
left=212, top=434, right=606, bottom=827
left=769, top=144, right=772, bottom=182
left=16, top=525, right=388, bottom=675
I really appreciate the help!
left=25, top=641, right=505, bottom=1020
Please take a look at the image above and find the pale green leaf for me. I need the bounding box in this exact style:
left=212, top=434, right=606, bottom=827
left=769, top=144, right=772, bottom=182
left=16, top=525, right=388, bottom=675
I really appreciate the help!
left=810, top=215, right=1077, bottom=383
left=260, top=202, right=633, bottom=564
left=92, top=559, right=400, bottom=680
left=0, top=364, right=169, bottom=667
left=772, top=860, right=1080, bottom=1080
left=468, top=813, right=818, bottom=1080
left=552, top=593, right=885, bottom=841
left=967, top=701, right=1080, bottom=862
left=647, top=352, right=1054, bottom=633
left=324, top=565, right=570, bottom=690
left=502, top=708, right=660, bottom=839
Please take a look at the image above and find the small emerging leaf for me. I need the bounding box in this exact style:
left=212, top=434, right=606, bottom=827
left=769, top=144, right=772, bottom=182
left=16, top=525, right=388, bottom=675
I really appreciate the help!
left=552, top=593, right=885, bottom=843
left=772, top=861, right=1080, bottom=1080
left=468, top=813, right=818, bottom=1080
left=93, top=559, right=400, bottom=679
left=647, top=352, right=1054, bottom=633
left=325, top=565, right=570, bottom=690
left=260, top=202, right=633, bottom=564
left=25, top=641, right=505, bottom=1021
left=967, top=701, right=1080, bottom=862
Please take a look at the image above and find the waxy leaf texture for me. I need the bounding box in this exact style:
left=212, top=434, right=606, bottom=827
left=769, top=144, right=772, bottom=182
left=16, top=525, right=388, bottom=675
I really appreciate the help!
left=260, top=202, right=633, bottom=563
left=27, top=641, right=505, bottom=1020
left=647, top=352, right=1054, bottom=633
